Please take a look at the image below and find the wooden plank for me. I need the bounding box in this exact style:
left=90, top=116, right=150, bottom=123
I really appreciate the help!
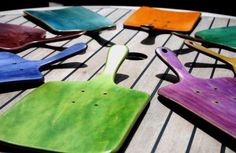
left=225, top=147, right=235, bottom=153
left=0, top=14, right=21, bottom=23
left=190, top=130, right=222, bottom=153
left=123, top=58, right=170, bottom=153
left=7, top=16, right=28, bottom=24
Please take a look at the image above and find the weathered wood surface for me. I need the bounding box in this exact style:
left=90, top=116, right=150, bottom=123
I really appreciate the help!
left=0, top=6, right=235, bottom=153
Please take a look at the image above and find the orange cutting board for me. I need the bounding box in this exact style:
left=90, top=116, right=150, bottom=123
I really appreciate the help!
left=124, top=6, right=201, bottom=32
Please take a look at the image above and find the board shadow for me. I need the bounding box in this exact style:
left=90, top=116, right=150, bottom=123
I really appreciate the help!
left=157, top=95, right=236, bottom=151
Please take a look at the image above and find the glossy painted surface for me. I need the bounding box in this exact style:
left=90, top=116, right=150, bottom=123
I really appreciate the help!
left=0, top=45, right=150, bottom=153
left=195, top=26, right=236, bottom=50
left=156, top=47, right=236, bottom=138
left=185, top=40, right=236, bottom=73
left=0, top=43, right=87, bottom=85
left=123, top=6, right=201, bottom=32
left=0, top=23, right=85, bottom=52
left=24, top=6, right=115, bottom=33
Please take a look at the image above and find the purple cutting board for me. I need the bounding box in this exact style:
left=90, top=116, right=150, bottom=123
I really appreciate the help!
left=0, top=23, right=85, bottom=52
left=0, top=43, right=87, bottom=85
left=156, top=47, right=236, bottom=138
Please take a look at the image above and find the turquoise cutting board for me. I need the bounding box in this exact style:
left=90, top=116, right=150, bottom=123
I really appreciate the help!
left=195, top=26, right=236, bottom=50
left=0, top=45, right=150, bottom=153
left=24, top=6, right=115, bottom=34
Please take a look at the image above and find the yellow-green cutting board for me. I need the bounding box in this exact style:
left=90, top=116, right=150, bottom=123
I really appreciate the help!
left=0, top=45, right=150, bottom=153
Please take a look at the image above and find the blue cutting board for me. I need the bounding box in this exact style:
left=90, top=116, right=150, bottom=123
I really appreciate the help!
left=0, top=43, right=87, bottom=85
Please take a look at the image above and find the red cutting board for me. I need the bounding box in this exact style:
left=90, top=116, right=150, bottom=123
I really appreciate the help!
left=0, top=23, right=84, bottom=52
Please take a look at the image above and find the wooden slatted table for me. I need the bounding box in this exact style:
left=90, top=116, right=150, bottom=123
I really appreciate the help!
left=0, top=6, right=235, bottom=153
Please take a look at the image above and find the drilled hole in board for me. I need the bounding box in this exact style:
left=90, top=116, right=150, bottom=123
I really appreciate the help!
left=12, top=62, right=17, bottom=64
left=103, top=92, right=107, bottom=95
left=233, top=97, right=236, bottom=100
left=214, top=87, right=218, bottom=91
left=214, top=101, right=219, bottom=104
left=94, top=104, right=98, bottom=106
left=162, top=48, right=168, bottom=53
left=71, top=101, right=75, bottom=103
left=189, top=41, right=194, bottom=45
left=20, top=68, right=24, bottom=71
left=81, top=90, right=85, bottom=93
left=195, top=90, right=200, bottom=94
left=126, top=52, right=148, bottom=61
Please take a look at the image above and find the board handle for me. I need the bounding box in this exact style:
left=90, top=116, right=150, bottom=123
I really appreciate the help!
left=39, top=43, right=87, bottom=67
left=156, top=47, right=193, bottom=80
left=172, top=32, right=206, bottom=43
left=102, top=45, right=129, bottom=82
left=34, top=31, right=86, bottom=45
left=185, top=40, right=236, bottom=72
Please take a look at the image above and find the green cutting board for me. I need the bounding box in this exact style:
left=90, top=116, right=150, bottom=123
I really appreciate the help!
left=195, top=26, right=236, bottom=50
left=0, top=45, right=150, bottom=153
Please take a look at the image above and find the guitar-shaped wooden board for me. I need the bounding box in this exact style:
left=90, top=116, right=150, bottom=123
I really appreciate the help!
left=156, top=47, right=236, bottom=139
left=0, top=45, right=150, bottom=153
left=0, top=43, right=87, bottom=86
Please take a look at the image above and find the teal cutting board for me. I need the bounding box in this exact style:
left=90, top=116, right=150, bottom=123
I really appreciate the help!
left=24, top=6, right=115, bottom=34
left=0, top=45, right=150, bottom=153
left=195, top=26, right=236, bottom=50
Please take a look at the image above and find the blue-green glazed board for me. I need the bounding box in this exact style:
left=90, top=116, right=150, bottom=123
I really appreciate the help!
left=24, top=6, right=115, bottom=34
left=195, top=26, right=236, bottom=50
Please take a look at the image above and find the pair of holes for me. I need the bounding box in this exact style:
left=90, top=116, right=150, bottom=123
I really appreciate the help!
left=194, top=88, right=221, bottom=104
left=70, top=90, right=108, bottom=105
left=71, top=101, right=99, bottom=106
left=80, top=90, right=107, bottom=95
left=12, top=62, right=24, bottom=71
left=195, top=87, right=218, bottom=94
left=195, top=89, right=220, bottom=104
left=71, top=100, right=99, bottom=107
left=194, top=88, right=236, bottom=104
